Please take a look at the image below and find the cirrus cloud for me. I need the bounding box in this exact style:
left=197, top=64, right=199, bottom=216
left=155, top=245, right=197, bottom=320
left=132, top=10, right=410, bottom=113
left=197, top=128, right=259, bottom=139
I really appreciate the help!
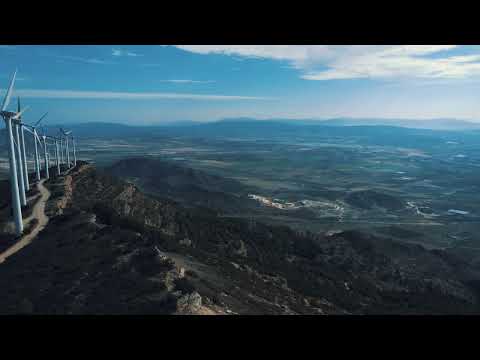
left=167, top=45, right=480, bottom=81
left=0, top=88, right=272, bottom=101
left=112, top=48, right=143, bottom=57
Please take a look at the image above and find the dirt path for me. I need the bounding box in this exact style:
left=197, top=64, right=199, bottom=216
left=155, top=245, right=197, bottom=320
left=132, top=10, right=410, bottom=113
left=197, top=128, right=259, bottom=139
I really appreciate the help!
left=0, top=179, right=51, bottom=264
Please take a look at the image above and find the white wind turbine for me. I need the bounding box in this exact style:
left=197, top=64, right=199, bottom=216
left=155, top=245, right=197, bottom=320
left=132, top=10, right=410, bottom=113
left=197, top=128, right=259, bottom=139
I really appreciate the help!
left=70, top=132, right=77, bottom=167
left=58, top=130, right=65, bottom=167
left=23, top=112, right=48, bottom=181
left=58, top=137, right=64, bottom=166
left=43, top=135, right=58, bottom=174
left=60, top=128, right=72, bottom=168
left=54, top=136, right=61, bottom=175
left=13, top=111, right=28, bottom=207
left=0, top=70, right=28, bottom=236
left=38, top=126, right=50, bottom=179
left=15, top=98, right=31, bottom=193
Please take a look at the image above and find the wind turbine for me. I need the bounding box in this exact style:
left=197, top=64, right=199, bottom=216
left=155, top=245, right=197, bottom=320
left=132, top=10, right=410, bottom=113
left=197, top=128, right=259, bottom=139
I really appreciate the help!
left=71, top=133, right=77, bottom=167
left=0, top=70, right=25, bottom=236
left=58, top=137, right=63, bottom=166
left=23, top=112, right=48, bottom=181
left=13, top=115, right=27, bottom=206
left=54, top=137, right=61, bottom=175
left=62, top=137, right=66, bottom=166
left=43, top=135, right=59, bottom=175
left=16, top=98, right=31, bottom=193
left=39, top=126, right=49, bottom=180
left=60, top=128, right=72, bottom=168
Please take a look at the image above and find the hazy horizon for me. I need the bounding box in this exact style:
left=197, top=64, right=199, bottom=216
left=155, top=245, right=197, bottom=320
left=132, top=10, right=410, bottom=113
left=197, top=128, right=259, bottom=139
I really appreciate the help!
left=3, top=116, right=480, bottom=130
left=3, top=45, right=480, bottom=124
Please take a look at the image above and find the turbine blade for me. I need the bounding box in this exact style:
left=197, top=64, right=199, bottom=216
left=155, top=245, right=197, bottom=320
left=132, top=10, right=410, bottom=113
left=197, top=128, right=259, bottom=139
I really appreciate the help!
left=23, top=126, right=34, bottom=135
left=34, top=112, right=48, bottom=127
left=1, top=69, right=17, bottom=112
left=35, top=132, right=42, bottom=145
left=12, top=105, right=29, bottom=120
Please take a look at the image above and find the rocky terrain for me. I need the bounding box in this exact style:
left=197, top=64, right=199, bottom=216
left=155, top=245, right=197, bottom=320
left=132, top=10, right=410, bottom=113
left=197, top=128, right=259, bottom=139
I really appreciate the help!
left=0, top=160, right=480, bottom=314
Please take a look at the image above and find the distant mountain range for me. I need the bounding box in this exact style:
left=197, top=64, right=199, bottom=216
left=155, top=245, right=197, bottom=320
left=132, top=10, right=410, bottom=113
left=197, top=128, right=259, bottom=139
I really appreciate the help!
left=2, top=118, right=480, bottom=147
left=59, top=117, right=480, bottom=133
left=318, top=118, right=480, bottom=130
left=3, top=116, right=480, bottom=132
left=219, top=117, right=480, bottom=130
left=44, top=117, right=480, bottom=136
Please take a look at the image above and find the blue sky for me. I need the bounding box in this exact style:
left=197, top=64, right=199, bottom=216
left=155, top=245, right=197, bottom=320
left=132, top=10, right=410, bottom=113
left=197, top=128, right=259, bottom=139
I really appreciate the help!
left=2, top=45, right=480, bottom=125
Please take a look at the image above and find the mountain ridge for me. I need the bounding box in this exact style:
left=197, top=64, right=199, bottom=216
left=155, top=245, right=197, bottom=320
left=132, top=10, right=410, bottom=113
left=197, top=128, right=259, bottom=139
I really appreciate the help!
left=3, top=116, right=480, bottom=136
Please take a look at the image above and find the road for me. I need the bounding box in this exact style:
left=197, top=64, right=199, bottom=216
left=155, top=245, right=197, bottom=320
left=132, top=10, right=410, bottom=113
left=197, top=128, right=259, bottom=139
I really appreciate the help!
left=0, top=179, right=51, bottom=264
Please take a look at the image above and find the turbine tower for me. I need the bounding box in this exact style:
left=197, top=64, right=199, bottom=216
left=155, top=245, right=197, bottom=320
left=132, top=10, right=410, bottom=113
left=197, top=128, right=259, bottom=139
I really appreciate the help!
left=72, top=134, right=77, bottom=167
left=14, top=118, right=27, bottom=206
left=54, top=137, right=61, bottom=175
left=17, top=98, right=30, bottom=192
left=58, top=137, right=63, bottom=166
left=62, top=138, right=65, bottom=166
left=25, top=112, right=48, bottom=181
left=40, top=127, right=49, bottom=180
left=58, top=130, right=65, bottom=167
left=60, top=128, right=72, bottom=168
left=0, top=70, right=25, bottom=236
left=45, top=135, right=59, bottom=174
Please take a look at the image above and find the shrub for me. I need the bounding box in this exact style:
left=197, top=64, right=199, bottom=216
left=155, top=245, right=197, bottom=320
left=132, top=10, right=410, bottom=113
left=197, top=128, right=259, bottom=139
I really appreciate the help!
left=174, top=277, right=196, bottom=294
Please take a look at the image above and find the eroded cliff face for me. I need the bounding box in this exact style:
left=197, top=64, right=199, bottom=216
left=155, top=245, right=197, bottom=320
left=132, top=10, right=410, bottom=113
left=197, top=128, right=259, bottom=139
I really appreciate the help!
left=70, top=165, right=184, bottom=237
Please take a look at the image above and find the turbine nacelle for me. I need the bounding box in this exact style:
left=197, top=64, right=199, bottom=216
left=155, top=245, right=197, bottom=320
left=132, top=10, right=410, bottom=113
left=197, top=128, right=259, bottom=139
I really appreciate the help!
left=1, top=73, right=29, bottom=123
left=0, top=110, right=17, bottom=119
left=0, top=71, right=27, bottom=122
left=11, top=105, right=29, bottom=121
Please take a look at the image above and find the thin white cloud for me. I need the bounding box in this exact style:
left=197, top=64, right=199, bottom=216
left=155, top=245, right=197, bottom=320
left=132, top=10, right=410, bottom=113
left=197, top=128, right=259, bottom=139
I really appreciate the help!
left=112, top=48, right=143, bottom=57
left=0, top=75, right=27, bottom=81
left=159, top=79, right=215, bottom=84
left=57, top=55, right=116, bottom=65
left=172, top=45, right=317, bottom=62
left=0, top=88, right=272, bottom=101
left=168, top=45, right=480, bottom=81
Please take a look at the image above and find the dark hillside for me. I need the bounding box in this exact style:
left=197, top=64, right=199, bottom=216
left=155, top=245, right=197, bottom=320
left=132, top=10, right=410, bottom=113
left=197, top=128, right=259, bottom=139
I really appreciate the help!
left=107, top=157, right=258, bottom=214
left=67, top=163, right=480, bottom=314
left=0, top=161, right=480, bottom=314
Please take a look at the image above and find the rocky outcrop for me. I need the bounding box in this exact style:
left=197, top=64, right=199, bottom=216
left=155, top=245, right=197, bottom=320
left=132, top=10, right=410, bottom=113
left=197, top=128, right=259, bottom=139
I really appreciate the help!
left=176, top=292, right=203, bottom=314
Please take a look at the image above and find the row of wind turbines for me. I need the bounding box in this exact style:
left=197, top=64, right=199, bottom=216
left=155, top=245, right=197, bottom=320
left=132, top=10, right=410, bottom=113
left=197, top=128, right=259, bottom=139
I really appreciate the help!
left=1, top=71, right=78, bottom=237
